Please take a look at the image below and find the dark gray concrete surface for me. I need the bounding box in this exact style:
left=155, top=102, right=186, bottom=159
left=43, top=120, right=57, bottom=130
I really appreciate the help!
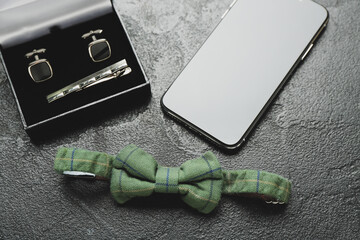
left=1, top=0, right=359, bottom=239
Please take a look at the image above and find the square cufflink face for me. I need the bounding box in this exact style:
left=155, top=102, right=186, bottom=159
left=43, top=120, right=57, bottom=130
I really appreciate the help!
left=88, top=39, right=111, bottom=62
left=28, top=59, right=53, bottom=83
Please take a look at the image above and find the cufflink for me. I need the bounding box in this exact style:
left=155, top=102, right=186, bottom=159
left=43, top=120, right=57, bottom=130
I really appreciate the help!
left=25, top=48, right=53, bottom=83
left=82, top=29, right=111, bottom=62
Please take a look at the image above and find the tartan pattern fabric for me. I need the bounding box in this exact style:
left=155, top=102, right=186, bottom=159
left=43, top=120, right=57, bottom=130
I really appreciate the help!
left=54, top=144, right=291, bottom=214
left=222, top=170, right=291, bottom=203
left=154, top=166, right=180, bottom=193
left=54, top=147, right=113, bottom=179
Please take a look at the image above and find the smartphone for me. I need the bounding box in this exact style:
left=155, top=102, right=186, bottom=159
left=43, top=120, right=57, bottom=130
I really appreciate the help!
left=161, top=0, right=329, bottom=150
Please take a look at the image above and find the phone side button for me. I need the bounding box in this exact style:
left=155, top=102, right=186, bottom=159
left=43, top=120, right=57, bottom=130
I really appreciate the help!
left=301, top=43, right=314, bottom=60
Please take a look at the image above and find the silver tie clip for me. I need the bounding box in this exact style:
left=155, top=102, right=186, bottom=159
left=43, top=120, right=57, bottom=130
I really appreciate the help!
left=46, top=59, right=132, bottom=103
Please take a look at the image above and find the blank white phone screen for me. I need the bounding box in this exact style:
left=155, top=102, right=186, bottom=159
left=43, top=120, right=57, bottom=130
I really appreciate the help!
left=162, top=0, right=328, bottom=148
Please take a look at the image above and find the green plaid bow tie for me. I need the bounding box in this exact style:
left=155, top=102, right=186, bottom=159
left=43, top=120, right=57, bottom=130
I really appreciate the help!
left=54, top=144, right=291, bottom=214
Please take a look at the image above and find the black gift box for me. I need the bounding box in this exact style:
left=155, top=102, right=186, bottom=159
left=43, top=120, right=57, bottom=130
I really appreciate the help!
left=0, top=0, right=150, bottom=138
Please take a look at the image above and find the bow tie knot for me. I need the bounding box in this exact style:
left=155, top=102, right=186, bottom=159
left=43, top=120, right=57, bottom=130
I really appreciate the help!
left=155, top=166, right=180, bottom=193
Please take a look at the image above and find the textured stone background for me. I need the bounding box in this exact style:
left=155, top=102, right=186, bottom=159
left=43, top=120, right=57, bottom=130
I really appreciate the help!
left=0, top=0, right=359, bottom=239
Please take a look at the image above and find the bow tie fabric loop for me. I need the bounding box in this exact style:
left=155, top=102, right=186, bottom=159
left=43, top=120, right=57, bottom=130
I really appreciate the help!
left=54, top=145, right=292, bottom=214
left=113, top=145, right=157, bottom=181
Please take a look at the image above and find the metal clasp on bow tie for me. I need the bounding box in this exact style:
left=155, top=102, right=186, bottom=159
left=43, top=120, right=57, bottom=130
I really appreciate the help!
left=46, top=59, right=132, bottom=103
left=63, top=171, right=96, bottom=179
left=265, top=200, right=285, bottom=205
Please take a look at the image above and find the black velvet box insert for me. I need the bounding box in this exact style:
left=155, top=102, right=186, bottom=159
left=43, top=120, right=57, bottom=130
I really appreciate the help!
left=0, top=0, right=150, bottom=137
